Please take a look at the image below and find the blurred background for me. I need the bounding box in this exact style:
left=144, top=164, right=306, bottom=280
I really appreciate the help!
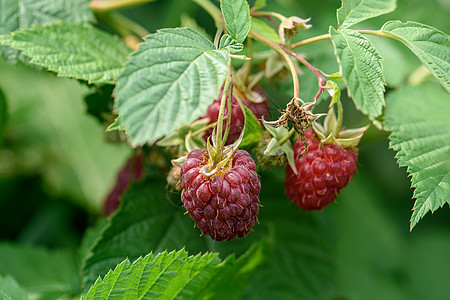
left=0, top=0, right=449, bottom=299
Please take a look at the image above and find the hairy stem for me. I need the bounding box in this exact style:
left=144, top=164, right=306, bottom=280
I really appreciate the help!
left=216, top=72, right=232, bottom=149
left=90, top=0, right=157, bottom=12
left=290, top=33, right=331, bottom=49
left=249, top=30, right=300, bottom=98
left=279, top=128, right=296, bottom=145
left=192, top=0, right=224, bottom=29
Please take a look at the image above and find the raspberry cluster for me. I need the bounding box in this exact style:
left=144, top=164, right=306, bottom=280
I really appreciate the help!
left=202, top=87, right=270, bottom=144
left=180, top=149, right=260, bottom=241
left=285, top=129, right=358, bottom=210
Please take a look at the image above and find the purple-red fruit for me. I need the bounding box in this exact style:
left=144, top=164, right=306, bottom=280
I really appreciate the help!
left=104, top=153, right=145, bottom=215
left=202, top=86, right=270, bottom=144
left=180, top=149, right=260, bottom=241
left=284, top=129, right=358, bottom=211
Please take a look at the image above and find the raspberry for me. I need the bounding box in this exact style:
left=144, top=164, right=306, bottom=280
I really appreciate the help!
left=284, top=129, right=358, bottom=211
left=179, top=149, right=260, bottom=241
left=104, top=153, right=145, bottom=215
left=202, top=86, right=270, bottom=144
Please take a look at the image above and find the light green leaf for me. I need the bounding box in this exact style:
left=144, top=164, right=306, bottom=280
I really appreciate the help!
left=220, top=0, right=251, bottom=43
left=240, top=105, right=264, bottom=148
left=0, top=275, right=27, bottom=300
left=114, top=28, right=230, bottom=147
left=83, top=249, right=221, bottom=300
left=219, top=34, right=244, bottom=52
left=0, top=243, right=80, bottom=299
left=330, top=27, right=386, bottom=119
left=384, top=85, right=450, bottom=230
left=381, top=21, right=450, bottom=92
left=252, top=0, right=266, bottom=10
left=337, top=0, right=396, bottom=29
left=0, top=0, right=94, bottom=63
left=1, top=22, right=130, bottom=84
left=251, top=18, right=281, bottom=43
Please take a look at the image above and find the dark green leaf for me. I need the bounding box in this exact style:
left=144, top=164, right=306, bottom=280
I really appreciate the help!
left=1, top=22, right=130, bottom=84
left=220, top=0, right=251, bottom=43
left=384, top=84, right=450, bottom=230
left=337, top=0, right=396, bottom=29
left=329, top=27, right=386, bottom=119
left=381, top=21, right=450, bottom=91
left=0, top=243, right=80, bottom=299
left=114, top=28, right=230, bottom=147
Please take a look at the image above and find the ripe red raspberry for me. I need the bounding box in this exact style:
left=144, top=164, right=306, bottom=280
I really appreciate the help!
left=284, top=129, right=358, bottom=211
left=179, top=149, right=260, bottom=241
left=202, top=86, right=270, bottom=144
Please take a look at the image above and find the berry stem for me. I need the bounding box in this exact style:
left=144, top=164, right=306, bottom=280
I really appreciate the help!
left=215, top=71, right=232, bottom=150
left=90, top=0, right=156, bottom=12
left=279, top=128, right=296, bottom=145
left=335, top=96, right=343, bottom=137
left=251, top=11, right=286, bottom=22
left=289, top=33, right=331, bottom=49
left=249, top=30, right=300, bottom=98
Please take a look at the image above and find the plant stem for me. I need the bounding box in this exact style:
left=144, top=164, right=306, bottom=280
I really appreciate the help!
left=192, top=0, right=224, bottom=29
left=215, top=72, right=232, bottom=149
left=290, top=33, right=331, bottom=49
left=334, top=97, right=343, bottom=137
left=249, top=30, right=300, bottom=98
left=279, top=128, right=295, bottom=145
left=90, top=0, right=157, bottom=12
left=97, top=12, right=149, bottom=38
left=251, top=11, right=285, bottom=22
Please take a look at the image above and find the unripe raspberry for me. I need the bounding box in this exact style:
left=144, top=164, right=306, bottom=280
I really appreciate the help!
left=180, top=149, right=260, bottom=241
left=202, top=86, right=270, bottom=144
left=285, top=129, right=358, bottom=210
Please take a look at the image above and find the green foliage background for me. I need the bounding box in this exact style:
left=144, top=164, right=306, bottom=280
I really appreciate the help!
left=0, top=0, right=449, bottom=299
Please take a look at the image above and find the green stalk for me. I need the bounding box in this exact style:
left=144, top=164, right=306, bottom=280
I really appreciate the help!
left=278, top=128, right=295, bottom=145
left=215, top=73, right=232, bottom=151
left=334, top=98, right=343, bottom=137
left=97, top=12, right=149, bottom=38
left=90, top=0, right=157, bottom=13
left=192, top=0, right=224, bottom=29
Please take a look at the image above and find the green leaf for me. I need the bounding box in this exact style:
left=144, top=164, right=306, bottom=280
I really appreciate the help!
left=219, top=34, right=244, bottom=52
left=381, top=21, right=450, bottom=92
left=240, top=105, right=264, bottom=148
left=220, top=0, right=251, bottom=43
left=0, top=88, right=6, bottom=141
left=0, top=275, right=27, bottom=300
left=384, top=84, right=450, bottom=230
left=329, top=27, right=386, bottom=119
left=83, top=249, right=221, bottom=300
left=1, top=22, right=130, bottom=84
left=251, top=18, right=281, bottom=43
left=0, top=243, right=80, bottom=299
left=0, top=0, right=94, bottom=64
left=114, top=28, right=230, bottom=147
left=337, top=0, right=396, bottom=29
left=252, top=0, right=266, bottom=10
left=80, top=178, right=207, bottom=289
left=199, top=240, right=267, bottom=300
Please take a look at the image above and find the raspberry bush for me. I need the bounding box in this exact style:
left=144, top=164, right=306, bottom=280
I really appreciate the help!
left=0, top=0, right=449, bottom=299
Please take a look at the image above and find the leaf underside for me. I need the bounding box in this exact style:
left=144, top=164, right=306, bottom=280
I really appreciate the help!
left=329, top=27, right=386, bottom=119
left=337, top=0, right=396, bottom=29
left=381, top=21, right=450, bottom=92
left=384, top=85, right=450, bottom=230
left=114, top=28, right=230, bottom=147
left=1, top=22, right=130, bottom=84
